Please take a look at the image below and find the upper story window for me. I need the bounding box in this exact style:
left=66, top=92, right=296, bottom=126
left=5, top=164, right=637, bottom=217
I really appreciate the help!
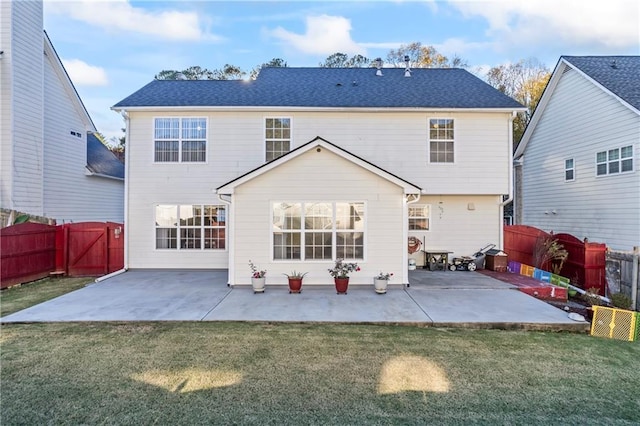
left=565, top=158, right=575, bottom=181
left=265, top=118, right=291, bottom=162
left=429, top=119, right=454, bottom=163
left=596, top=145, right=633, bottom=176
left=408, top=205, right=431, bottom=230
left=272, top=201, right=365, bottom=261
left=155, top=204, right=225, bottom=250
left=154, top=118, right=207, bottom=163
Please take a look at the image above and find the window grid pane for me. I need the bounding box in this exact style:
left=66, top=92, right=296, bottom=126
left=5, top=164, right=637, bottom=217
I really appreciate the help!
left=154, top=118, right=206, bottom=163
left=155, top=204, right=225, bottom=250
left=265, top=117, right=291, bottom=162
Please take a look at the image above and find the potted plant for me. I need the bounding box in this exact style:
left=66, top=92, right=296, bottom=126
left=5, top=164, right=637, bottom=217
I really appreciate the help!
left=249, top=260, right=266, bottom=293
left=373, top=271, right=393, bottom=294
left=283, top=271, right=307, bottom=294
left=328, top=258, right=360, bottom=294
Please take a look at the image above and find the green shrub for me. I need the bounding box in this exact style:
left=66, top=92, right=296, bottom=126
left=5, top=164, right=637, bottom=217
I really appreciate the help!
left=609, top=292, right=633, bottom=310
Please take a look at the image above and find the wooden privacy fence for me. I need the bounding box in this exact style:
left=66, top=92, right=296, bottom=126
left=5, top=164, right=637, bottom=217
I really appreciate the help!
left=504, top=225, right=607, bottom=294
left=1, top=222, right=124, bottom=289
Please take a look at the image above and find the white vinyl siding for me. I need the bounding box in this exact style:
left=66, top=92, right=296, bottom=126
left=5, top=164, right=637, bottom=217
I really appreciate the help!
left=521, top=67, right=639, bottom=250
left=125, top=109, right=512, bottom=268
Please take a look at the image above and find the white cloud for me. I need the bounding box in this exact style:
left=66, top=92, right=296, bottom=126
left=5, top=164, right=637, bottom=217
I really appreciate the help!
left=449, top=0, right=639, bottom=50
left=45, top=0, right=222, bottom=42
left=268, top=15, right=365, bottom=56
left=62, top=59, right=108, bottom=86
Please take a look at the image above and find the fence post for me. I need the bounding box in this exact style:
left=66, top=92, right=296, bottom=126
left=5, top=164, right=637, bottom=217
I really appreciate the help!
left=632, top=246, right=639, bottom=311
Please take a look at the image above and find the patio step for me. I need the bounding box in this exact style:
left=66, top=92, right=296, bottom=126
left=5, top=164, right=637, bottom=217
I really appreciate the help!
left=478, top=269, right=567, bottom=302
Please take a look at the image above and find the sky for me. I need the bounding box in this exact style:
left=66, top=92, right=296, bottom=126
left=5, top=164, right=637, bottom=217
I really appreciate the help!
left=42, top=0, right=640, bottom=143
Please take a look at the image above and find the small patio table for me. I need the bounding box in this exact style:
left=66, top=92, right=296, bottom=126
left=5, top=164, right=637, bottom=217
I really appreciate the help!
left=423, top=250, right=452, bottom=271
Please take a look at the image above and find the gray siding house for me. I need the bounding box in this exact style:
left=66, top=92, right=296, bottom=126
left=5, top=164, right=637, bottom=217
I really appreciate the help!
left=515, top=56, right=639, bottom=251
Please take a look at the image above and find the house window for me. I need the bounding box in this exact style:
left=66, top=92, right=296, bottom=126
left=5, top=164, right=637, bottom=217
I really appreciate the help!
left=429, top=119, right=454, bottom=163
left=272, top=201, right=365, bottom=261
left=155, top=204, right=225, bottom=249
left=565, top=159, right=575, bottom=181
left=154, top=118, right=207, bottom=162
left=408, top=205, right=430, bottom=230
left=596, top=145, right=633, bottom=176
left=265, top=118, right=291, bottom=162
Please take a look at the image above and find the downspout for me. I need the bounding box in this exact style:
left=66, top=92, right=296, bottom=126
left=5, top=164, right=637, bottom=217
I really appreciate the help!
left=499, top=112, right=517, bottom=248
left=403, top=192, right=422, bottom=286
left=217, top=192, right=233, bottom=286
left=96, top=111, right=130, bottom=282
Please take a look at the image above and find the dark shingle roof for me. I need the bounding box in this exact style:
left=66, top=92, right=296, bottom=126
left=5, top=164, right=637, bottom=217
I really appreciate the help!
left=113, top=67, right=524, bottom=109
left=562, top=56, right=640, bottom=110
left=86, top=133, right=125, bottom=179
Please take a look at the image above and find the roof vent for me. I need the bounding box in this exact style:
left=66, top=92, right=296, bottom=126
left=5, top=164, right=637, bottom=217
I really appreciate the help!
left=404, top=55, right=411, bottom=77
left=375, top=58, right=383, bottom=76
left=611, top=60, right=617, bottom=69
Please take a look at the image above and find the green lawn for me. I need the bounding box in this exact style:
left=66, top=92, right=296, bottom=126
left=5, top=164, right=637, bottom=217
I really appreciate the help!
left=2, top=322, right=639, bottom=425
left=1, top=276, right=95, bottom=317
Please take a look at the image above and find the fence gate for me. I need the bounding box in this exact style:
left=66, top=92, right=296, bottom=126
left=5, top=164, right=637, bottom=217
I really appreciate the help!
left=63, top=222, right=124, bottom=277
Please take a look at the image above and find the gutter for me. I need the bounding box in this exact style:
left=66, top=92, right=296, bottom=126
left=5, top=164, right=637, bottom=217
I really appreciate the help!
left=95, top=268, right=128, bottom=282
left=122, top=110, right=130, bottom=272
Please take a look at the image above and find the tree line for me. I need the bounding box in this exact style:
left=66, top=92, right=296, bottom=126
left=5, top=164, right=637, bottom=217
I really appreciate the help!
left=105, top=42, right=550, bottom=156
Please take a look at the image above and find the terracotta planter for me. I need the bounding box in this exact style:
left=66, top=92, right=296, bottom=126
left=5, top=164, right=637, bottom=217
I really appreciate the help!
left=373, top=278, right=388, bottom=294
left=334, top=277, right=349, bottom=294
left=288, top=278, right=303, bottom=293
left=251, top=277, right=266, bottom=293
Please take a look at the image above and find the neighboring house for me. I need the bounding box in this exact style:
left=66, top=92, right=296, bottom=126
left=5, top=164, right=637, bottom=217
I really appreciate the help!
left=112, top=66, right=524, bottom=285
left=514, top=56, right=639, bottom=251
left=0, top=1, right=124, bottom=225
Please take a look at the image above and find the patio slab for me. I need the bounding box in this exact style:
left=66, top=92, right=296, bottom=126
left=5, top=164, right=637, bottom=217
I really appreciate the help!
left=1, top=269, right=589, bottom=331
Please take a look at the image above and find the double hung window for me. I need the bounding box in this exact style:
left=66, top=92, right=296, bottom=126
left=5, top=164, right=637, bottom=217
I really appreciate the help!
left=408, top=205, right=431, bottom=230
left=272, top=202, right=364, bottom=261
left=154, top=118, right=207, bottom=162
left=429, top=119, right=454, bottom=163
left=565, top=159, right=575, bottom=181
left=265, top=118, right=291, bottom=162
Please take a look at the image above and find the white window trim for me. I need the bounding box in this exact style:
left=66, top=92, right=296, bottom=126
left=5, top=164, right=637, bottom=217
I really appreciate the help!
left=152, top=117, right=209, bottom=164
left=427, top=117, right=456, bottom=164
left=270, top=200, right=366, bottom=262
left=595, top=145, right=634, bottom=177
left=154, top=204, right=227, bottom=251
left=564, top=158, right=575, bottom=182
left=408, top=204, right=431, bottom=231
left=264, top=116, right=292, bottom=163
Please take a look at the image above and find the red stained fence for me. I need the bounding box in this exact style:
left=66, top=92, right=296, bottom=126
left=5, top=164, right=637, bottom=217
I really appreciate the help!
left=1, top=223, right=57, bottom=289
left=1, top=222, right=124, bottom=289
left=504, top=225, right=607, bottom=294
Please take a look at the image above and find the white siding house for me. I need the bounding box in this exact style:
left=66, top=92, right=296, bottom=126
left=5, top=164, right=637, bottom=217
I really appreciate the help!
left=114, top=67, right=524, bottom=285
left=0, top=0, right=124, bottom=224
left=515, top=56, right=639, bottom=251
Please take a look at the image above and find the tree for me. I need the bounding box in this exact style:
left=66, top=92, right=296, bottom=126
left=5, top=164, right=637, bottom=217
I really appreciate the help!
left=485, top=58, right=551, bottom=144
left=319, top=53, right=371, bottom=68
left=385, top=42, right=468, bottom=69
left=250, top=58, right=287, bottom=79
left=155, top=64, right=246, bottom=81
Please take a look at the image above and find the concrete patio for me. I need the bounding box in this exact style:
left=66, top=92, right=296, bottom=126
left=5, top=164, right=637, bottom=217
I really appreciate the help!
left=1, top=269, right=589, bottom=331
